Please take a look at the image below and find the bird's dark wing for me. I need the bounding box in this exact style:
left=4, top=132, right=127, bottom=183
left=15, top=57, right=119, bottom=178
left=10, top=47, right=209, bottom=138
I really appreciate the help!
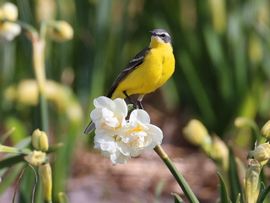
left=107, top=47, right=150, bottom=98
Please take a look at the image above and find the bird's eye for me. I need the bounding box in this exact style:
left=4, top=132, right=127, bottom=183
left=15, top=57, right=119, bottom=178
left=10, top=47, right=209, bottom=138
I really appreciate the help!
left=160, top=34, right=166, bottom=37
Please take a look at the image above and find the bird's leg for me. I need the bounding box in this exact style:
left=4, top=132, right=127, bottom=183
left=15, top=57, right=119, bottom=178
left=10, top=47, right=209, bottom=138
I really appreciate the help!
left=124, top=91, right=137, bottom=108
left=137, top=95, right=144, bottom=109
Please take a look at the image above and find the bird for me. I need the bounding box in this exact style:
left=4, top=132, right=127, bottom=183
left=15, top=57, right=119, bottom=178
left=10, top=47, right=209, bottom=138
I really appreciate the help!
left=84, top=28, right=175, bottom=134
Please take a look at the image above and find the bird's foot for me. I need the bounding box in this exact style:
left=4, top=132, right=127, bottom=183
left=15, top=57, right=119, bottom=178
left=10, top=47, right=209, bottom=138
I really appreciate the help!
left=136, top=100, right=144, bottom=109
left=124, top=91, right=137, bottom=109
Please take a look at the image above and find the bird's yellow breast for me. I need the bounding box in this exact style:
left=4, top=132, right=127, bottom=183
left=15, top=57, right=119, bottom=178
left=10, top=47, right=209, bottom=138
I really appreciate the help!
left=112, top=39, right=175, bottom=99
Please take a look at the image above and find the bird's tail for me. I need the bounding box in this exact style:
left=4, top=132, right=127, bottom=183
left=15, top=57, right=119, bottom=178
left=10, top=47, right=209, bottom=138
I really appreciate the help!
left=84, top=121, right=95, bottom=135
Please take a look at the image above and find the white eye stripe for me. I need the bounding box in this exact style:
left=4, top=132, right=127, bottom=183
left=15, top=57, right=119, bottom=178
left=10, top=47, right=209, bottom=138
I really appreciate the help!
left=157, top=32, right=170, bottom=37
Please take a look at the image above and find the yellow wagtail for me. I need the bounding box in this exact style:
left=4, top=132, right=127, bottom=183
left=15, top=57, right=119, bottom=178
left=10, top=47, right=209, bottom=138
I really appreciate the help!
left=84, top=29, right=175, bottom=134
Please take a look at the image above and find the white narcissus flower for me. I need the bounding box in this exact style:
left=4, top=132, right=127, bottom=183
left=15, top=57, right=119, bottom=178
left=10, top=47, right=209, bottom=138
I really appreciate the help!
left=90, top=96, right=128, bottom=134
left=92, top=97, right=163, bottom=164
left=120, top=109, right=163, bottom=156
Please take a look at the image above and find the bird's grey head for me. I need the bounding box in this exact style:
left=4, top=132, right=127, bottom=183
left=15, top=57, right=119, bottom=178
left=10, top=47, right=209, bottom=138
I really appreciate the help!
left=150, top=29, right=171, bottom=43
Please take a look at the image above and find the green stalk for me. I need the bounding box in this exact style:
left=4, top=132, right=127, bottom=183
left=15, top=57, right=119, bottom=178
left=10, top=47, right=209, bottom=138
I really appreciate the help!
left=40, top=94, right=49, bottom=132
left=154, top=145, right=199, bottom=203
left=32, top=34, right=49, bottom=132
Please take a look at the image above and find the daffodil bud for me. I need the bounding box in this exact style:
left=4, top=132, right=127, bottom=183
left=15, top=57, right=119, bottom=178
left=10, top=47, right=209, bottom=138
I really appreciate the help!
left=234, top=117, right=252, bottom=128
left=244, top=160, right=261, bottom=203
left=24, top=150, right=46, bottom=166
left=208, top=0, right=226, bottom=33
left=39, top=163, right=52, bottom=202
left=0, top=2, right=18, bottom=21
left=0, top=2, right=21, bottom=41
left=210, top=136, right=229, bottom=170
left=251, top=143, right=270, bottom=164
left=35, top=0, right=55, bottom=22
left=66, top=102, right=83, bottom=124
left=261, top=120, right=270, bottom=139
left=32, top=129, right=49, bottom=151
left=183, top=119, right=211, bottom=148
left=17, top=80, right=39, bottom=105
left=48, top=21, right=73, bottom=42
left=248, top=35, right=262, bottom=65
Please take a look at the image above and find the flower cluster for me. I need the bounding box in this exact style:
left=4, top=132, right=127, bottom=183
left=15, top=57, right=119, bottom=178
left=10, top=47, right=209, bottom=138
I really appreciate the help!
left=0, top=2, right=21, bottom=41
left=90, top=96, right=163, bottom=164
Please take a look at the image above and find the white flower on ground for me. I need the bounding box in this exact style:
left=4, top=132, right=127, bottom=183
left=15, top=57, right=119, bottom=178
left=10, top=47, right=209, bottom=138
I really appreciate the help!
left=0, top=2, right=21, bottom=41
left=92, top=97, right=163, bottom=164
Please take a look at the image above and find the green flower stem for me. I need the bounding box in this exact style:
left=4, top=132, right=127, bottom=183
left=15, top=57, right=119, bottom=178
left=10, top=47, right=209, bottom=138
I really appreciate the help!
left=154, top=145, right=199, bottom=203
left=40, top=94, right=49, bottom=132
left=32, top=36, right=49, bottom=132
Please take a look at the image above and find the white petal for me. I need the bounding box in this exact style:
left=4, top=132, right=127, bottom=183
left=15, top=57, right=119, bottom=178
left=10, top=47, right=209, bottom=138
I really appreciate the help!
left=130, top=149, right=143, bottom=157
left=101, top=108, right=119, bottom=127
left=113, top=98, right=128, bottom=116
left=129, top=109, right=150, bottom=124
left=146, top=124, right=163, bottom=148
left=94, top=133, right=114, bottom=142
left=117, top=142, right=131, bottom=156
left=94, top=134, right=117, bottom=153
left=93, top=96, right=114, bottom=109
left=90, top=108, right=102, bottom=121
left=110, top=152, right=129, bottom=164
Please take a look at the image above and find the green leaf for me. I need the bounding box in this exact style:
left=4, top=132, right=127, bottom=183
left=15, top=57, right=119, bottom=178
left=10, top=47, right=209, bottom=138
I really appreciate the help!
left=4, top=117, right=28, bottom=144
left=0, top=163, right=25, bottom=194
left=257, top=184, right=270, bottom=203
left=0, top=155, right=25, bottom=170
left=236, top=194, right=241, bottom=203
left=228, top=148, right=242, bottom=202
left=172, top=192, right=184, bottom=203
left=217, top=172, right=232, bottom=203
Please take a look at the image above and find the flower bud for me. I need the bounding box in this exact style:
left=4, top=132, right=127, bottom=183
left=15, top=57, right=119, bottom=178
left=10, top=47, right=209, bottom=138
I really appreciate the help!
left=1, top=2, right=18, bottom=21
left=39, top=163, right=52, bottom=202
left=251, top=143, right=270, bottom=164
left=66, top=102, right=83, bottom=124
left=210, top=136, right=229, bottom=170
left=234, top=117, right=252, bottom=128
left=17, top=80, right=39, bottom=105
left=0, top=3, right=21, bottom=41
left=24, top=150, right=46, bottom=166
left=248, top=35, right=262, bottom=65
left=244, top=160, right=261, bottom=203
left=35, top=0, right=55, bottom=22
left=48, top=21, right=73, bottom=42
left=32, top=129, right=49, bottom=151
left=208, top=0, right=226, bottom=33
left=261, top=120, right=270, bottom=139
left=183, top=119, right=211, bottom=147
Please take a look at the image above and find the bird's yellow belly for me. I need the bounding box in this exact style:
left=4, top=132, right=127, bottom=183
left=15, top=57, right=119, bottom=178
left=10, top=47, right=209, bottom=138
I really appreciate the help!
left=112, top=47, right=175, bottom=98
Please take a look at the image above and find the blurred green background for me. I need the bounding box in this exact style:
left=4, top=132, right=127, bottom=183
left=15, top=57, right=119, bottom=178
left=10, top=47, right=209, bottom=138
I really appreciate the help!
left=1, top=0, right=270, bottom=202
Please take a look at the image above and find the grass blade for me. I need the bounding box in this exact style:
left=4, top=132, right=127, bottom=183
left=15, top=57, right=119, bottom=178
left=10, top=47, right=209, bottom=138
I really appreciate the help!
left=228, top=148, right=242, bottom=202
left=217, top=172, right=231, bottom=203
left=257, top=184, right=270, bottom=203
left=172, top=192, right=184, bottom=203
